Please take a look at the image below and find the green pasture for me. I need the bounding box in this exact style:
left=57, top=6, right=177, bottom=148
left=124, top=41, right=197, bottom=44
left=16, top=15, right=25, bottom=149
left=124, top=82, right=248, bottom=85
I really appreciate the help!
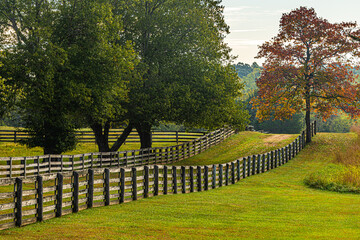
left=173, top=131, right=297, bottom=165
left=1, top=132, right=359, bottom=239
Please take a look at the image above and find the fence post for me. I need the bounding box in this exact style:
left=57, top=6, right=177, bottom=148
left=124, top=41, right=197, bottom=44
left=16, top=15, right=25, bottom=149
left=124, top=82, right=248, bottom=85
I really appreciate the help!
left=90, top=153, right=94, bottom=168
left=55, top=173, right=63, bottom=217
left=219, top=164, right=223, bottom=187
left=257, top=155, right=261, bottom=174
left=176, top=131, right=179, bottom=145
left=73, top=172, right=79, bottom=213
left=190, top=166, right=194, bottom=192
left=236, top=160, right=241, bottom=181
left=21, top=157, right=26, bottom=177
left=172, top=166, right=177, bottom=194
left=242, top=158, right=246, bottom=179
left=262, top=154, right=266, bottom=173
left=144, top=166, right=149, bottom=198
left=302, top=131, right=305, bottom=149
left=181, top=166, right=186, bottom=194
left=154, top=166, right=159, bottom=196
left=267, top=153, right=270, bottom=171
left=87, top=169, right=94, bottom=209
left=104, top=168, right=110, bottom=206
left=204, top=166, right=209, bottom=190
left=225, top=164, right=229, bottom=186
left=251, top=155, right=256, bottom=175
left=34, top=175, right=43, bottom=223
left=292, top=142, right=295, bottom=158
left=132, top=167, right=137, bottom=200
left=163, top=166, right=168, bottom=195
left=247, top=156, right=251, bottom=176
left=120, top=168, right=125, bottom=203
left=7, top=157, right=12, bottom=178
left=15, top=178, right=22, bottom=227
left=289, top=144, right=292, bottom=160
left=14, top=131, right=17, bottom=143
left=314, top=121, right=317, bottom=135
left=231, top=162, right=235, bottom=184
left=197, top=166, right=202, bottom=191
left=212, top=165, right=217, bottom=188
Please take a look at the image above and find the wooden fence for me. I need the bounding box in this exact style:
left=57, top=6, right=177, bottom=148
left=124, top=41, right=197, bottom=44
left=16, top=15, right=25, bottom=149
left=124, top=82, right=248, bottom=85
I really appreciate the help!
left=0, top=128, right=232, bottom=181
left=0, top=122, right=317, bottom=230
left=0, top=129, right=205, bottom=144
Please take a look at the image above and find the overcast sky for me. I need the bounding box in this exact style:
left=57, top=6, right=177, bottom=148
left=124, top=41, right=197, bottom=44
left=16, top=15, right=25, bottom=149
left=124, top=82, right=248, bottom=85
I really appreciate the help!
left=222, top=0, right=360, bottom=65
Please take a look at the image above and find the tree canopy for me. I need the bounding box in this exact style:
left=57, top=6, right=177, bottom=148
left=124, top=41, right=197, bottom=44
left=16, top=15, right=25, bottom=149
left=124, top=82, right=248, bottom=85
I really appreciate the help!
left=0, top=0, right=248, bottom=153
left=108, top=0, right=248, bottom=149
left=253, top=6, right=360, bottom=142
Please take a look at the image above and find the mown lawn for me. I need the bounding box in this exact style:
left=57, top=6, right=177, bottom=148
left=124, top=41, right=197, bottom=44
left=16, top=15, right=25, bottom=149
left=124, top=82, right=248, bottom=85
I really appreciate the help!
left=173, top=131, right=297, bottom=165
left=0, top=140, right=174, bottom=158
left=1, top=133, right=360, bottom=239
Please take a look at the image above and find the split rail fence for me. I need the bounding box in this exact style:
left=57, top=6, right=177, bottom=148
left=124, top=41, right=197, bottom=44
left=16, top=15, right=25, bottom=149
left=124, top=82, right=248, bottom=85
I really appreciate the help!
left=0, top=128, right=233, bottom=181
left=0, top=122, right=317, bottom=230
left=0, top=129, right=204, bottom=144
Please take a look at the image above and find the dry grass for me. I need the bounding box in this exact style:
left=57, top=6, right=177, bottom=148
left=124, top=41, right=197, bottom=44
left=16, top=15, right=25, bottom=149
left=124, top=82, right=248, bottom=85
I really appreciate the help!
left=333, top=126, right=360, bottom=166
left=305, top=127, right=360, bottom=192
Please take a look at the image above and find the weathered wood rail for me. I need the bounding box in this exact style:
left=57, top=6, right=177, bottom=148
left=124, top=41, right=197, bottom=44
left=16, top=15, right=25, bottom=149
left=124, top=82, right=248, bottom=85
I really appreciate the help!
left=0, top=129, right=204, bottom=144
left=0, top=122, right=317, bottom=230
left=0, top=128, right=232, bottom=181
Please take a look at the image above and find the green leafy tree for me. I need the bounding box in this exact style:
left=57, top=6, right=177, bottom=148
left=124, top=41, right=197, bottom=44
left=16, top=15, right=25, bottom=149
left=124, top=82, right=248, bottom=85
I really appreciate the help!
left=51, top=0, right=138, bottom=152
left=234, top=62, right=253, bottom=78
left=0, top=56, right=16, bottom=119
left=113, top=0, right=248, bottom=149
left=0, top=0, right=78, bottom=154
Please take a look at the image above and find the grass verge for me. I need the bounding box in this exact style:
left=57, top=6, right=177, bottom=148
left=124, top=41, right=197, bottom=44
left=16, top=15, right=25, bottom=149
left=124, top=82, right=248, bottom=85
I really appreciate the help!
left=304, top=127, right=360, bottom=193
left=1, top=133, right=360, bottom=239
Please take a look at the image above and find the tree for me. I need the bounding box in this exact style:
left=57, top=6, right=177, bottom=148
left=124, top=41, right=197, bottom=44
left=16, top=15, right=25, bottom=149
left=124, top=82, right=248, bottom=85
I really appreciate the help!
left=0, top=56, right=16, bottom=119
left=0, top=0, right=137, bottom=153
left=51, top=0, right=138, bottom=152
left=253, top=7, right=360, bottom=143
left=111, top=0, right=248, bottom=149
left=0, top=0, right=80, bottom=154
left=234, top=62, right=253, bottom=78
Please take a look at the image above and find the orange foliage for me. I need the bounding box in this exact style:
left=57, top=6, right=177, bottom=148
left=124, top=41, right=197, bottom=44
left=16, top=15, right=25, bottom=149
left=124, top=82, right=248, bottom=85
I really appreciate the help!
left=253, top=7, right=360, bottom=121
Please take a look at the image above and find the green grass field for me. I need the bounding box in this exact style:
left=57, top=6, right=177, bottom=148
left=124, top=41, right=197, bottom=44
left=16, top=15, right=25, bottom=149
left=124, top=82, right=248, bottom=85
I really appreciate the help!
left=1, top=132, right=359, bottom=239
left=173, top=131, right=297, bottom=165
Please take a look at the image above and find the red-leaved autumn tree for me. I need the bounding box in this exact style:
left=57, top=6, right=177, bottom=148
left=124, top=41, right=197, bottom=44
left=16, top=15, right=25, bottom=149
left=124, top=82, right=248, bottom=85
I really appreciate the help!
left=253, top=6, right=360, bottom=143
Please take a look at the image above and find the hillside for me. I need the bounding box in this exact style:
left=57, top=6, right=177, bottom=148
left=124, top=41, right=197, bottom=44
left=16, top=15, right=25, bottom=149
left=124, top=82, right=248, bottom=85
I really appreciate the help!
left=1, top=132, right=360, bottom=239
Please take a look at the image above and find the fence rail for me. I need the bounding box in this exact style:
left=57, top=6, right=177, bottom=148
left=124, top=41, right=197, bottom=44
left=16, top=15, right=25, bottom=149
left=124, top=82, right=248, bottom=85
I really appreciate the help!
left=0, top=129, right=205, bottom=144
left=0, top=122, right=317, bottom=230
left=0, top=128, right=233, bottom=182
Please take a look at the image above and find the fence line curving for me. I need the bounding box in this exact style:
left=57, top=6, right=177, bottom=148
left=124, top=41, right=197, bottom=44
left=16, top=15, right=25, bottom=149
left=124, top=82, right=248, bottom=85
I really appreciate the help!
left=0, top=122, right=317, bottom=230
left=0, top=128, right=233, bottom=182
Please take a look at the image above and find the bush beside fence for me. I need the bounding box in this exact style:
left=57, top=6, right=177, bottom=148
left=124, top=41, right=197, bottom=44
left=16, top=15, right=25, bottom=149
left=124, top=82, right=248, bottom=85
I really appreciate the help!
left=0, top=122, right=317, bottom=230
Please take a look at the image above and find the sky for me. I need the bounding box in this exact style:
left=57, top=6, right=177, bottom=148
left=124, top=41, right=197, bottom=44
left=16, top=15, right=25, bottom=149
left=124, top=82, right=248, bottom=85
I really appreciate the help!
left=222, top=0, right=360, bottom=65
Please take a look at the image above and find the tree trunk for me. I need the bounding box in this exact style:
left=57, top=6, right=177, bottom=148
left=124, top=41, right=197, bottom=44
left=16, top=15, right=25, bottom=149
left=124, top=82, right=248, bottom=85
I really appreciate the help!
left=110, top=123, right=134, bottom=152
left=135, top=122, right=152, bottom=149
left=305, top=91, right=311, bottom=143
left=92, top=122, right=135, bottom=153
left=91, top=122, right=111, bottom=152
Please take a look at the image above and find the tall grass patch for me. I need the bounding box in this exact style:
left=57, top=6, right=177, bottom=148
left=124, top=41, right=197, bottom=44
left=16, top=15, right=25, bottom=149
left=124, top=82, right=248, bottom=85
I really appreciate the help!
left=304, top=126, right=360, bottom=193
